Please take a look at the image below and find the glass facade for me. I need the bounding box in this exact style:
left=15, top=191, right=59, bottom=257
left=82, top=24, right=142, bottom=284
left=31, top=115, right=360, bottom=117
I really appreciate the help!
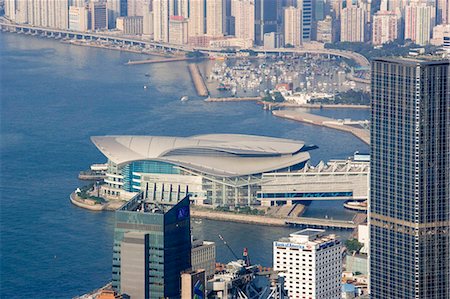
left=112, top=194, right=191, bottom=299
left=122, top=160, right=180, bottom=192
left=370, top=58, right=449, bottom=299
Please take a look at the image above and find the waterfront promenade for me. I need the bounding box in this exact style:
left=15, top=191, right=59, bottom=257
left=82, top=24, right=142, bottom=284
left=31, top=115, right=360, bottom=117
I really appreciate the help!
left=272, top=110, right=370, bottom=145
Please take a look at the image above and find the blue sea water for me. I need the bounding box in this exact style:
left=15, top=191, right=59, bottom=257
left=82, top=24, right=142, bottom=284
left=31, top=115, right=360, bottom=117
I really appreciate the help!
left=0, top=33, right=369, bottom=298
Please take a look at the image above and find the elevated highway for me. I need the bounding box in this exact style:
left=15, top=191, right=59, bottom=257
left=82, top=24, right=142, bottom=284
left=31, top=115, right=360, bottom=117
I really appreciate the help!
left=1, top=22, right=370, bottom=68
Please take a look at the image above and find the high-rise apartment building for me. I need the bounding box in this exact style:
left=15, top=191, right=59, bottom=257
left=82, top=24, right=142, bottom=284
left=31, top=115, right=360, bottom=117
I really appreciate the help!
left=206, top=0, right=224, bottom=37
left=273, top=229, right=342, bottom=299
left=372, top=10, right=398, bottom=45
left=127, top=0, right=145, bottom=17
left=153, top=0, right=170, bottom=42
left=113, top=194, right=191, bottom=299
left=169, top=16, right=189, bottom=44
left=69, top=5, right=89, bottom=31
left=189, top=0, right=205, bottom=37
left=340, top=5, right=366, bottom=42
left=4, top=0, right=16, bottom=21
left=437, top=0, right=450, bottom=25
left=316, top=15, right=333, bottom=43
left=283, top=6, right=302, bottom=48
left=232, top=0, right=255, bottom=41
left=405, top=3, right=435, bottom=45
left=176, top=0, right=189, bottom=18
left=370, top=56, right=450, bottom=299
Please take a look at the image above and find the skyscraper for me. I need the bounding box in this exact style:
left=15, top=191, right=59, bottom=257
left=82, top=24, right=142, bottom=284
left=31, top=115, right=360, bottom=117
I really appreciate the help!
left=113, top=194, right=191, bottom=299
left=372, top=10, right=398, bottom=45
left=283, top=6, right=302, bottom=47
left=206, top=0, right=224, bottom=37
left=340, top=4, right=366, bottom=42
left=404, top=3, right=435, bottom=46
left=232, top=0, right=255, bottom=41
left=274, top=229, right=342, bottom=299
left=188, top=0, right=206, bottom=37
left=153, top=0, right=170, bottom=42
left=370, top=56, right=450, bottom=299
left=254, top=0, right=281, bottom=45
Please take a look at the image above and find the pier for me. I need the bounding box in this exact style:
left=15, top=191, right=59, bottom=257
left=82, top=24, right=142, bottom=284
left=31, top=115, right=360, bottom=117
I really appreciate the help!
left=188, top=63, right=209, bottom=96
left=272, top=110, right=370, bottom=145
left=126, top=57, right=192, bottom=65
left=205, top=97, right=262, bottom=102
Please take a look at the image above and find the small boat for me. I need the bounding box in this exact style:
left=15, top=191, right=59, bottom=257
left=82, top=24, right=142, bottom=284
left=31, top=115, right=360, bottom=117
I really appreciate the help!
left=143, top=85, right=148, bottom=89
left=180, top=96, right=189, bottom=102
left=144, top=73, right=150, bottom=77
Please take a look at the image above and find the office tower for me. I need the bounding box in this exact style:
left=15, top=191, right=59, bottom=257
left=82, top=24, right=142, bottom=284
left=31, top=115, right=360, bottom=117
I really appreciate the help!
left=437, top=0, right=449, bottom=24
left=340, top=4, right=366, bottom=42
left=191, top=240, right=216, bottom=279
left=169, top=16, right=189, bottom=44
left=314, top=0, right=325, bottom=21
left=274, top=229, right=341, bottom=299
left=90, top=1, right=107, bottom=30
left=232, top=0, right=255, bottom=41
left=283, top=6, right=302, bottom=47
left=299, top=0, right=313, bottom=42
left=405, top=3, right=435, bottom=45
left=69, top=5, right=89, bottom=31
left=153, top=0, right=170, bottom=42
left=70, top=0, right=85, bottom=6
left=206, top=0, right=224, bottom=37
left=189, top=0, right=205, bottom=37
left=372, top=10, right=398, bottom=45
left=370, top=57, right=450, bottom=299
left=254, top=0, right=281, bottom=45
left=316, top=15, right=333, bottom=43
left=113, top=194, right=191, bottom=299
left=107, top=0, right=121, bottom=29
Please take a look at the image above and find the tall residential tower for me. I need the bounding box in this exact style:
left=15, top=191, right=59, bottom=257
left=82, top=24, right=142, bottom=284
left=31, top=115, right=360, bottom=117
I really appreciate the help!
left=370, top=56, right=450, bottom=299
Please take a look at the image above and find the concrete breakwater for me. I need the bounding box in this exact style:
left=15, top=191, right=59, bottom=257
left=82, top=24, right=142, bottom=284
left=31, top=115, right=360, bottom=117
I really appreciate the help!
left=272, top=110, right=370, bottom=145
left=188, top=63, right=209, bottom=96
left=126, top=57, right=192, bottom=65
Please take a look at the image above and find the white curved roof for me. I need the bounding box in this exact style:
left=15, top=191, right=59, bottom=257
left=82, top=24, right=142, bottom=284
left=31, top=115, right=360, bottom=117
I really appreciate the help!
left=91, top=134, right=313, bottom=177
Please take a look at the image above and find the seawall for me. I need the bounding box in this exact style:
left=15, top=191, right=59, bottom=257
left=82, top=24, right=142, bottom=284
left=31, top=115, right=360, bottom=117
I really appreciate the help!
left=188, top=63, right=209, bottom=97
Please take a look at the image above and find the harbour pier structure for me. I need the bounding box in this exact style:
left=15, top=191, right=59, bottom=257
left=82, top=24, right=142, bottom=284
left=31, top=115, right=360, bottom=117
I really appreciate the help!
left=188, top=64, right=209, bottom=96
left=272, top=110, right=370, bottom=145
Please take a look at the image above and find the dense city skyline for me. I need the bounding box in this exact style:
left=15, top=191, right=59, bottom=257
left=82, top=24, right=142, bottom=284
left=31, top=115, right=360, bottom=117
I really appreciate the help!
left=3, top=0, right=450, bottom=49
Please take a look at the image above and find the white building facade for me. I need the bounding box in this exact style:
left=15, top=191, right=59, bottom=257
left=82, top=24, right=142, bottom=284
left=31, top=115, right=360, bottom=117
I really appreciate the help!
left=273, top=229, right=342, bottom=299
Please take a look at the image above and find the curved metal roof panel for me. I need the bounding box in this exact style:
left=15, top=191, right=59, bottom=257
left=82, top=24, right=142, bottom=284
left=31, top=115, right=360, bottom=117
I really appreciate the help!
left=91, top=134, right=313, bottom=177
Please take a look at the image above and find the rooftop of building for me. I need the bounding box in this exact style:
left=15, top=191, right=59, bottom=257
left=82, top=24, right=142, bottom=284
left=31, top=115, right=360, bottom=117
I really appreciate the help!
left=92, top=134, right=315, bottom=177
left=277, top=228, right=338, bottom=246
left=374, top=54, right=450, bottom=65
left=118, top=192, right=180, bottom=214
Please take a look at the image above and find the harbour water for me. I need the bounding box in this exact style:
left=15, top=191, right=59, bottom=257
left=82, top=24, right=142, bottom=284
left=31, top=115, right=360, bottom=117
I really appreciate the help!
left=0, top=33, right=368, bottom=298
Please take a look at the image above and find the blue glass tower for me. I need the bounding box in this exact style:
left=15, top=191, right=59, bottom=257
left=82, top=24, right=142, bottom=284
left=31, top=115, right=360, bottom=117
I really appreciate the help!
left=112, top=194, right=191, bottom=299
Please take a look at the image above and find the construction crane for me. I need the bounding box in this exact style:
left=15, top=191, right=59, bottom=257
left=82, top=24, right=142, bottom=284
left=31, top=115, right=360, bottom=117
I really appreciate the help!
left=218, top=234, right=239, bottom=260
